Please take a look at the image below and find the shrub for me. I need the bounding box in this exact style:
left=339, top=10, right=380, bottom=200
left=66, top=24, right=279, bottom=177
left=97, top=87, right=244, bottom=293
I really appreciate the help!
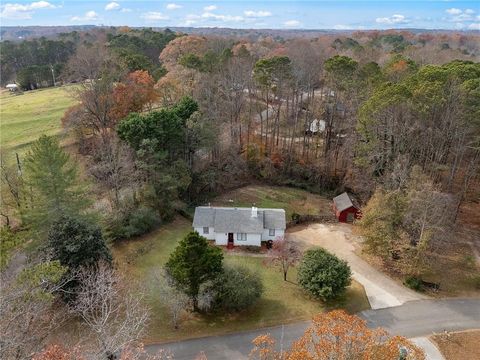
left=291, top=212, right=301, bottom=223
left=0, top=227, right=24, bottom=270
left=107, top=206, right=159, bottom=241
left=404, top=276, right=423, bottom=291
left=472, top=275, right=480, bottom=290
left=297, top=248, right=351, bottom=300
left=207, top=265, right=263, bottom=312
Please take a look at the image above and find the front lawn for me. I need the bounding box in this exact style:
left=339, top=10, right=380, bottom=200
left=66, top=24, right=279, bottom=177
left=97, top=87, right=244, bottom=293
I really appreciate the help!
left=113, top=217, right=370, bottom=343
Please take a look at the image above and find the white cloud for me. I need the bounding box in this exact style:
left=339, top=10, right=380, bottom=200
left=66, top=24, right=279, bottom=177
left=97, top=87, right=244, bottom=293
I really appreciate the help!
left=120, top=8, right=132, bottom=13
left=30, top=1, right=55, bottom=9
left=182, top=19, right=197, bottom=26
left=201, top=12, right=244, bottom=22
left=166, top=3, right=182, bottom=10
left=283, top=20, right=300, bottom=27
left=244, top=10, right=272, bottom=18
left=1, top=1, right=55, bottom=19
left=71, top=10, right=99, bottom=22
left=446, top=8, right=462, bottom=15
left=203, top=5, right=217, bottom=11
left=105, top=2, right=120, bottom=11
left=141, top=11, right=169, bottom=21
left=333, top=24, right=353, bottom=30
left=445, top=8, right=476, bottom=22
left=468, top=22, right=480, bottom=30
left=375, top=14, right=409, bottom=25
left=186, top=14, right=200, bottom=20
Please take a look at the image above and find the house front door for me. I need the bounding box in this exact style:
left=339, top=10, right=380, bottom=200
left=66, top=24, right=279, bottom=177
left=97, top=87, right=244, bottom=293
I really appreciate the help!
left=347, top=212, right=354, bottom=223
left=227, top=233, right=234, bottom=248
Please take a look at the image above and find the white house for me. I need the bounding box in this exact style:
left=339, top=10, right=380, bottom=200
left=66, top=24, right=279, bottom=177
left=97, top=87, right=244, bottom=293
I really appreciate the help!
left=306, top=119, right=326, bottom=134
left=193, top=206, right=286, bottom=247
left=6, top=84, right=18, bottom=92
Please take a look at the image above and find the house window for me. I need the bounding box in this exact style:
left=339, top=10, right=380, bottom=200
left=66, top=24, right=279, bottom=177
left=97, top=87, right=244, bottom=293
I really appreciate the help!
left=203, top=227, right=209, bottom=234
left=269, top=229, right=275, bottom=236
left=236, top=233, right=247, bottom=241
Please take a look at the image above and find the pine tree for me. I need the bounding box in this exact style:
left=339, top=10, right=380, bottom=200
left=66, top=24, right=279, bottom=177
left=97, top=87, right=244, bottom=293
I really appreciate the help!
left=23, top=135, right=90, bottom=235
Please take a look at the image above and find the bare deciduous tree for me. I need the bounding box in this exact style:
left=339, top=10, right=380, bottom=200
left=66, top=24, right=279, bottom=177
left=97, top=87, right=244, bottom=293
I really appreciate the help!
left=71, top=262, right=149, bottom=360
left=266, top=237, right=302, bottom=281
left=0, top=261, right=72, bottom=360
left=151, top=269, right=191, bottom=330
left=88, top=138, right=137, bottom=208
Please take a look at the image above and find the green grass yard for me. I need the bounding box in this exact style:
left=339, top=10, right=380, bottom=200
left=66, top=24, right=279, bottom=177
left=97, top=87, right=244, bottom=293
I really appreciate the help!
left=0, top=86, right=77, bottom=155
left=212, top=184, right=334, bottom=220
left=113, top=216, right=370, bottom=343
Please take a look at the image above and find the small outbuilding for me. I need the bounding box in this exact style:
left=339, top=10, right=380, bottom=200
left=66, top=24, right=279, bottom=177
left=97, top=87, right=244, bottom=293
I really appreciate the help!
left=332, top=192, right=360, bottom=223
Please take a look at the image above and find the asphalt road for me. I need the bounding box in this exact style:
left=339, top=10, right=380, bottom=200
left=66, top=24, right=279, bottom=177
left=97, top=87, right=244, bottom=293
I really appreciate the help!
left=146, top=298, right=480, bottom=360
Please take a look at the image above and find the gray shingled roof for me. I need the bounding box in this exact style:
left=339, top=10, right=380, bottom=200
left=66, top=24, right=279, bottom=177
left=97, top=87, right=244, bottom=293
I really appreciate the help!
left=193, top=207, right=215, bottom=227
left=193, top=207, right=286, bottom=233
left=264, top=209, right=286, bottom=229
left=333, top=192, right=356, bottom=212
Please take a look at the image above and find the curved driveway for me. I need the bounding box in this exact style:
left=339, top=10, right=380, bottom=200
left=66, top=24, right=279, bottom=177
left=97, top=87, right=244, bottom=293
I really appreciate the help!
left=287, top=223, right=428, bottom=309
left=147, top=298, right=480, bottom=360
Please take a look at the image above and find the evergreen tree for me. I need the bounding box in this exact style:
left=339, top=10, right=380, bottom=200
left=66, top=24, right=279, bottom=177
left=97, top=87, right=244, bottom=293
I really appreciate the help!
left=23, top=135, right=90, bottom=235
left=47, top=215, right=112, bottom=271
left=165, top=231, right=223, bottom=310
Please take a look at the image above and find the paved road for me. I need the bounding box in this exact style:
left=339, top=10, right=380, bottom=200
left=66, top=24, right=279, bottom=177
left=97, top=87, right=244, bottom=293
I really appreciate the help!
left=146, top=298, right=480, bottom=360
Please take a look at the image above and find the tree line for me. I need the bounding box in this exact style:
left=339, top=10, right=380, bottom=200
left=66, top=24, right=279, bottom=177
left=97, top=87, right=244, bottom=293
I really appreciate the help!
left=0, top=27, right=178, bottom=89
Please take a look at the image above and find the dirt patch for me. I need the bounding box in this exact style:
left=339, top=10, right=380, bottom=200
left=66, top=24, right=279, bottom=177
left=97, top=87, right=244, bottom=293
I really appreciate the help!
left=431, top=330, right=480, bottom=360
left=288, top=222, right=362, bottom=254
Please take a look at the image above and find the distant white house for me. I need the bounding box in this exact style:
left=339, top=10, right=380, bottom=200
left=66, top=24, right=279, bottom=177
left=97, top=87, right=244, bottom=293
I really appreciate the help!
left=6, top=84, right=18, bottom=92
left=193, top=206, right=286, bottom=247
left=306, top=119, right=326, bottom=134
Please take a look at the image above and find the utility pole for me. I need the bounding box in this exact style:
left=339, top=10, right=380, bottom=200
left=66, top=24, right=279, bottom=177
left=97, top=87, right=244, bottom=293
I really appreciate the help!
left=15, top=152, right=22, bottom=176
left=50, top=64, right=56, bottom=87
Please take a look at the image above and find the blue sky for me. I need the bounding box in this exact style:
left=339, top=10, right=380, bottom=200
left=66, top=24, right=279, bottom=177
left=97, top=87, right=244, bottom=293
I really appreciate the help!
left=1, top=1, right=479, bottom=30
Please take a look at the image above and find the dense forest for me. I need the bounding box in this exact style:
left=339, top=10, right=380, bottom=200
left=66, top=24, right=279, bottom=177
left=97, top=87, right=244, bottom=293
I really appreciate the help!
left=1, top=25, right=479, bottom=359
left=2, top=26, right=479, bottom=241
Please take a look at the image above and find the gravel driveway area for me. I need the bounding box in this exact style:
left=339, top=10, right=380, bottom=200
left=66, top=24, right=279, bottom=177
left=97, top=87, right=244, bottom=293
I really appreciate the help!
left=287, top=223, right=428, bottom=309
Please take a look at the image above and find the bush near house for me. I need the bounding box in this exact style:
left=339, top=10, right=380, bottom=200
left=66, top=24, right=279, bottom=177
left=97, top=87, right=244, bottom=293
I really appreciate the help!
left=106, top=206, right=160, bottom=241
left=204, top=265, right=264, bottom=312
left=298, top=248, right=352, bottom=300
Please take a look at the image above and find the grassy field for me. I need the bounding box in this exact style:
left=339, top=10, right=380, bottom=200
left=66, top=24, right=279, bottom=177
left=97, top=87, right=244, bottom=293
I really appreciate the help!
left=0, top=86, right=77, bottom=155
left=114, top=211, right=369, bottom=343
left=212, top=184, right=334, bottom=220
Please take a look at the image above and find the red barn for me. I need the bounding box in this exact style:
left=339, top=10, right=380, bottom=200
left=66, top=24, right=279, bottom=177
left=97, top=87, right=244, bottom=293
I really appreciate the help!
left=333, top=192, right=360, bottom=223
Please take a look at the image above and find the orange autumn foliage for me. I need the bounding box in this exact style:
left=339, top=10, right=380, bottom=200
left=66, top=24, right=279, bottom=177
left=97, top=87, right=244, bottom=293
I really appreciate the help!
left=111, top=70, right=158, bottom=121
left=391, top=59, right=408, bottom=73
left=33, top=344, right=83, bottom=360
left=159, top=35, right=208, bottom=71
left=250, top=310, right=425, bottom=360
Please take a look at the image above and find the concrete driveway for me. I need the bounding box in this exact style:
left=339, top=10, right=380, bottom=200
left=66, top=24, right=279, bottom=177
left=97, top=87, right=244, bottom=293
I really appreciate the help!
left=287, top=223, right=428, bottom=309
